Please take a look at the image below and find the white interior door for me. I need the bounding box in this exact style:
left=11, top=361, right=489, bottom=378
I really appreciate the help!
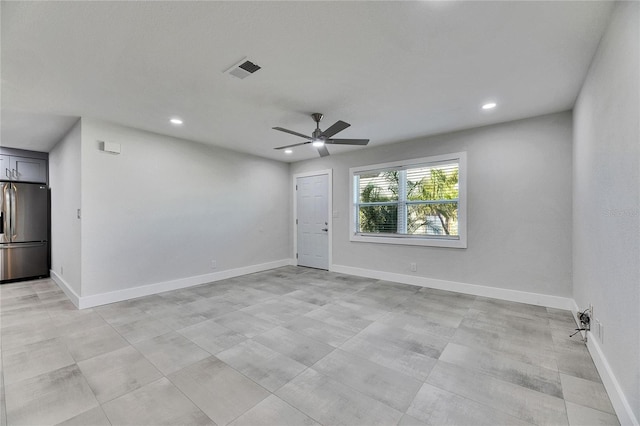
left=296, top=174, right=329, bottom=270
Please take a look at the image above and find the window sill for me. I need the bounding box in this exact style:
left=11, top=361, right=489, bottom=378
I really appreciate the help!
left=350, top=233, right=467, bottom=248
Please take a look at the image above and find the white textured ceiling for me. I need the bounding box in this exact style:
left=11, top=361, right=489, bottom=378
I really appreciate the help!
left=1, top=1, right=613, bottom=162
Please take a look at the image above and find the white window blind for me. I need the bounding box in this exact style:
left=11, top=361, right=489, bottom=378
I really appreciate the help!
left=350, top=152, right=467, bottom=248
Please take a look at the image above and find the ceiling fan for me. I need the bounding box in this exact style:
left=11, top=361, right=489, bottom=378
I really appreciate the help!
left=273, top=113, right=369, bottom=157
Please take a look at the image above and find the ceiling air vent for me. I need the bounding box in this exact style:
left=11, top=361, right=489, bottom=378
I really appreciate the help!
left=224, top=57, right=261, bottom=80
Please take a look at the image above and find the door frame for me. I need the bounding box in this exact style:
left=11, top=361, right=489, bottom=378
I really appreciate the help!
left=292, top=169, right=333, bottom=270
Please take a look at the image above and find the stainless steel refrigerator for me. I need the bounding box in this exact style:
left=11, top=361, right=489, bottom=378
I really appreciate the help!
left=0, top=182, right=49, bottom=282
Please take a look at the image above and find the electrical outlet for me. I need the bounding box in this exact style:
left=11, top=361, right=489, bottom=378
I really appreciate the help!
left=210, top=260, right=217, bottom=269
left=410, top=263, right=417, bottom=272
left=578, top=308, right=591, bottom=331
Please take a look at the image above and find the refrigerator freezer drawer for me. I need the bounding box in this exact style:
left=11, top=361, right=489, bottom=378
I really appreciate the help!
left=0, top=242, right=49, bottom=282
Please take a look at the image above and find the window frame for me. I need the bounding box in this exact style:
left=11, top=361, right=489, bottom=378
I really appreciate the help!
left=349, top=152, right=467, bottom=248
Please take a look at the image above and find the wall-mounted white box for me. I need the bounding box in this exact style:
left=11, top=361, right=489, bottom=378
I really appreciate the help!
left=99, top=141, right=121, bottom=154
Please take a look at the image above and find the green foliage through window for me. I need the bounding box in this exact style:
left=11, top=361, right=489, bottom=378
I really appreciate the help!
left=355, top=162, right=459, bottom=237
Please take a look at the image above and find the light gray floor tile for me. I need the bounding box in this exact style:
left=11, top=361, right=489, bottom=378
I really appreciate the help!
left=276, top=368, right=403, bottom=426
left=1, top=267, right=618, bottom=426
left=406, top=383, right=533, bottom=426
left=376, top=311, right=459, bottom=339
left=2, top=337, right=75, bottom=385
left=331, top=299, right=389, bottom=321
left=340, top=325, right=438, bottom=381
left=551, top=326, right=590, bottom=353
left=214, top=310, right=279, bottom=338
left=133, top=331, right=210, bottom=375
left=178, top=319, right=247, bottom=354
left=182, top=297, right=240, bottom=319
left=94, top=303, right=147, bottom=327
left=312, top=349, right=422, bottom=411
left=547, top=308, right=578, bottom=330
left=397, top=414, right=429, bottom=426
left=77, top=345, right=163, bottom=403
left=0, top=308, right=50, bottom=329
left=462, top=310, right=554, bottom=347
left=63, top=324, right=129, bottom=362
left=0, top=293, right=41, bottom=313
left=5, top=364, right=98, bottom=426
left=220, top=288, right=277, bottom=307
left=472, top=297, right=549, bottom=321
left=439, top=342, right=563, bottom=398
left=241, top=298, right=317, bottom=326
left=121, top=294, right=176, bottom=316
left=565, top=401, right=620, bottom=426
left=303, top=303, right=374, bottom=333
left=111, top=315, right=174, bottom=344
left=371, top=321, right=449, bottom=357
left=0, top=320, right=61, bottom=350
left=0, top=282, right=37, bottom=299
left=102, top=377, right=213, bottom=426
left=217, top=340, right=307, bottom=391
left=453, top=324, right=559, bottom=370
left=556, top=349, right=602, bottom=382
left=154, top=307, right=209, bottom=330
left=56, top=406, right=111, bottom=426
left=254, top=326, right=334, bottom=366
left=285, top=289, right=334, bottom=306
left=229, top=394, right=320, bottom=426
left=560, top=373, right=616, bottom=414
left=0, top=370, right=6, bottom=426
left=168, top=356, right=270, bottom=426
left=283, top=316, right=357, bottom=347
left=50, top=311, right=109, bottom=337
left=426, top=361, right=568, bottom=425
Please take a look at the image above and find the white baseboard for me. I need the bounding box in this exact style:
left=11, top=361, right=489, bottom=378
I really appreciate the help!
left=52, top=259, right=293, bottom=309
left=569, top=301, right=639, bottom=426
left=587, top=336, right=639, bottom=426
left=50, top=270, right=81, bottom=307
left=330, top=264, right=573, bottom=310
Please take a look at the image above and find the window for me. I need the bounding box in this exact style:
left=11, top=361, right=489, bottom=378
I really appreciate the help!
left=350, top=152, right=466, bottom=248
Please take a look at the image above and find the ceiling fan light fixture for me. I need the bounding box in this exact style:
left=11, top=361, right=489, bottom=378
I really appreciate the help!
left=312, top=139, right=325, bottom=148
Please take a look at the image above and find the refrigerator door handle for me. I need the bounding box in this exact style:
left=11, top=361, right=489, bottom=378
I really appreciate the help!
left=1, top=242, right=46, bottom=249
left=9, top=184, right=17, bottom=240
left=0, top=211, right=3, bottom=234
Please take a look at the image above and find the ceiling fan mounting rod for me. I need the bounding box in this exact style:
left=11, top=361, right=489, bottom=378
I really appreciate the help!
left=311, top=113, right=324, bottom=139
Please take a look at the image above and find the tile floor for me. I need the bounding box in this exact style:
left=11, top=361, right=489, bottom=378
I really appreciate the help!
left=0, top=266, right=619, bottom=426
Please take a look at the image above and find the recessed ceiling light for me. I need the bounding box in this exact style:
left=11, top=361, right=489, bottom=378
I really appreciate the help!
left=312, top=139, right=324, bottom=148
left=170, top=117, right=183, bottom=125
left=482, top=102, right=497, bottom=110
left=284, top=149, right=293, bottom=154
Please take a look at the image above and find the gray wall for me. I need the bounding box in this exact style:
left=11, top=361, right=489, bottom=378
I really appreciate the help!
left=291, top=112, right=573, bottom=297
left=73, top=118, right=291, bottom=297
left=49, top=120, right=82, bottom=294
left=573, top=1, right=639, bottom=421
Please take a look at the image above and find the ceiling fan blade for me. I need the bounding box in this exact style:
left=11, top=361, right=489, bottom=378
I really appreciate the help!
left=317, top=145, right=330, bottom=157
left=325, top=138, right=369, bottom=146
left=274, top=141, right=311, bottom=150
left=272, top=127, right=312, bottom=140
left=321, top=120, right=350, bottom=138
